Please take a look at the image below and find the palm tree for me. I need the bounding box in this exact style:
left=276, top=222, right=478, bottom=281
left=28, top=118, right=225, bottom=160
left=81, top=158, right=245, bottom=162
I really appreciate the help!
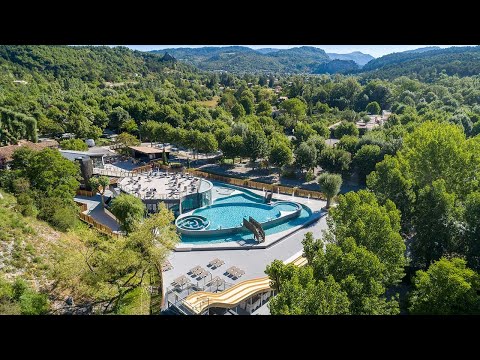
left=89, top=176, right=111, bottom=208
left=318, top=173, right=342, bottom=209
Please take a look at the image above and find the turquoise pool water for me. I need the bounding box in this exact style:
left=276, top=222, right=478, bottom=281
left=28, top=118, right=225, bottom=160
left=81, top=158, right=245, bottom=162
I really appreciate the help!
left=180, top=183, right=313, bottom=244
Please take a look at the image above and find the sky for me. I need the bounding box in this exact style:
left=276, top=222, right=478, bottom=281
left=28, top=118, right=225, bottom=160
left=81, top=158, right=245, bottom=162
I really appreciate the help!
left=121, top=45, right=473, bottom=58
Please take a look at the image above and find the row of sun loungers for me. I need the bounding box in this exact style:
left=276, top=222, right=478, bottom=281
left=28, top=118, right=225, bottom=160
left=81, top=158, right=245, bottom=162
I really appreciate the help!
left=171, top=258, right=245, bottom=289
left=224, top=266, right=245, bottom=279
left=162, top=260, right=173, bottom=272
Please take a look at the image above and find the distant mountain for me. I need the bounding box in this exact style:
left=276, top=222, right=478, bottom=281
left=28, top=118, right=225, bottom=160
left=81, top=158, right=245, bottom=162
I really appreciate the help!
left=361, top=46, right=480, bottom=79
left=402, top=46, right=441, bottom=54
left=327, top=51, right=374, bottom=66
left=151, top=46, right=331, bottom=73
left=314, top=59, right=359, bottom=74
left=256, top=48, right=281, bottom=54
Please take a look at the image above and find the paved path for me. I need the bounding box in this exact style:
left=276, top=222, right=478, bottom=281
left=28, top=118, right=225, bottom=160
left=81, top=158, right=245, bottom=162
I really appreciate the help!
left=74, top=194, right=121, bottom=232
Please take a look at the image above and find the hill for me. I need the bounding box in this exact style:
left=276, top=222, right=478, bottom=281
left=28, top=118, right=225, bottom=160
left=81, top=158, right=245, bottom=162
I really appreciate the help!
left=314, top=59, right=359, bottom=74
left=327, top=51, right=374, bottom=66
left=361, top=46, right=480, bottom=79
left=0, top=45, right=177, bottom=83
left=153, top=46, right=331, bottom=73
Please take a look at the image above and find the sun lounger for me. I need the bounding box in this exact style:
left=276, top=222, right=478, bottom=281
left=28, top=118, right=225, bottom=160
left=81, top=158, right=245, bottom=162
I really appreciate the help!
left=188, top=265, right=201, bottom=275
left=196, top=269, right=209, bottom=279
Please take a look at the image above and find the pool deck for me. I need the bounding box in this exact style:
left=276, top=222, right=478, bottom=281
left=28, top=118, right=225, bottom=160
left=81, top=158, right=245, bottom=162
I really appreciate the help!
left=163, top=188, right=328, bottom=305
left=175, top=187, right=325, bottom=251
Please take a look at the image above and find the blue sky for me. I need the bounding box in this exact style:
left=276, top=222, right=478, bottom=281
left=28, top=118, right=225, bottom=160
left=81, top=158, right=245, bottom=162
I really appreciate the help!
left=120, top=45, right=473, bottom=58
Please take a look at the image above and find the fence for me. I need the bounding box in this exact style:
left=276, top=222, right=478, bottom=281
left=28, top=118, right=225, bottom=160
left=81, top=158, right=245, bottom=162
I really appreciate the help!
left=185, top=169, right=326, bottom=200
left=132, top=164, right=153, bottom=174
left=78, top=212, right=121, bottom=238
left=76, top=189, right=95, bottom=197
left=75, top=201, right=88, bottom=212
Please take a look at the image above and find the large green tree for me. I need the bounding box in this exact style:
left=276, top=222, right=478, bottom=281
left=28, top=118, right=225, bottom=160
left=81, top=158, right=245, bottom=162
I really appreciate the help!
left=110, top=193, right=145, bottom=234
left=409, top=258, right=480, bottom=315
left=353, top=144, right=383, bottom=182
left=294, top=142, right=317, bottom=172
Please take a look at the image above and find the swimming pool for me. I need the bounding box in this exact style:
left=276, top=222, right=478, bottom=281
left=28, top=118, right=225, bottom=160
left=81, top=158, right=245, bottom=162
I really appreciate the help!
left=177, top=183, right=313, bottom=244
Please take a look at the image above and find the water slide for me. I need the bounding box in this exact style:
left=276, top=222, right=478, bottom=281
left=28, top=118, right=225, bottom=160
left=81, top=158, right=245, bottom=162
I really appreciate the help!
left=182, top=254, right=307, bottom=314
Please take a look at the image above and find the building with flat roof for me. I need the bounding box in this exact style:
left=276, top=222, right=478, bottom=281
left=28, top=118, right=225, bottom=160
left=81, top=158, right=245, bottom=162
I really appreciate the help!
left=129, top=145, right=171, bottom=162
left=116, top=172, right=212, bottom=216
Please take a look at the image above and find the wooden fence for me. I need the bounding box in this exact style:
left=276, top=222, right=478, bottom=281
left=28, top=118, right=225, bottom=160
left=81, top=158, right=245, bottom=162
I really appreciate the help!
left=76, top=189, right=96, bottom=197
left=78, top=212, right=121, bottom=238
left=75, top=201, right=88, bottom=212
left=185, top=169, right=326, bottom=200
left=75, top=201, right=121, bottom=238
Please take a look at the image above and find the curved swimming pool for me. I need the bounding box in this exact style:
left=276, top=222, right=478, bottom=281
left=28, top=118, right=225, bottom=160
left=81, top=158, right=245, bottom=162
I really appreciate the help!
left=178, top=182, right=314, bottom=244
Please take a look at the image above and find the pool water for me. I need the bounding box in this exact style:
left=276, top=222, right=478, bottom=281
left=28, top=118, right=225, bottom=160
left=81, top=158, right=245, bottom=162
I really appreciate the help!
left=180, top=183, right=313, bottom=244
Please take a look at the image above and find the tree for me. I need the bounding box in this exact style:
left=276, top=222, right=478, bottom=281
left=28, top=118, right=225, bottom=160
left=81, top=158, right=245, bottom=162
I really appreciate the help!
left=293, top=122, right=316, bottom=145
left=334, top=121, right=359, bottom=138
left=231, top=103, right=246, bottom=119
left=411, top=179, right=460, bottom=267
left=110, top=193, right=145, bottom=234
left=220, top=135, right=244, bottom=163
left=37, top=197, right=79, bottom=231
left=464, top=192, right=480, bottom=270
left=239, top=96, right=254, bottom=115
left=409, top=258, right=480, bottom=315
left=311, top=121, right=330, bottom=138
left=140, top=120, right=160, bottom=145
left=268, top=232, right=400, bottom=315
left=267, top=267, right=351, bottom=315
left=269, top=141, right=293, bottom=168
left=366, top=101, right=381, bottom=115
left=318, top=173, right=342, bottom=209
left=60, top=138, right=88, bottom=151
left=328, top=190, right=406, bottom=286
left=294, top=142, right=317, bottom=172
left=89, top=176, right=110, bottom=208
left=244, top=130, right=270, bottom=163
left=353, top=144, right=383, bottom=182
left=366, top=155, right=416, bottom=230
left=280, top=98, right=307, bottom=125
left=120, top=119, right=139, bottom=135
left=306, top=135, right=326, bottom=155
left=318, top=148, right=351, bottom=173
left=55, top=204, right=179, bottom=314
left=14, top=148, right=80, bottom=199
left=198, top=133, right=218, bottom=155
left=109, top=106, right=131, bottom=131
left=115, top=132, right=141, bottom=156
left=338, top=135, right=359, bottom=154
left=256, top=100, right=272, bottom=116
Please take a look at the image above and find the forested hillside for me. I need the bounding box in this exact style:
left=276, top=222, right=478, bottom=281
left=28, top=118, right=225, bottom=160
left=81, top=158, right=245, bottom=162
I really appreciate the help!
left=361, top=46, right=480, bottom=80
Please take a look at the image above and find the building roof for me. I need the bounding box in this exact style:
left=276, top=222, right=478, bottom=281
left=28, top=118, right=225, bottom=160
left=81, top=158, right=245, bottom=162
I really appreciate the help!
left=128, top=146, right=166, bottom=155
left=0, top=139, right=59, bottom=162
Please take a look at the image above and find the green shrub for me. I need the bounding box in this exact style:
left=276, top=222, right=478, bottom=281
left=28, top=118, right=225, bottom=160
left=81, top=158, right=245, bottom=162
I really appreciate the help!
left=305, top=170, right=316, bottom=182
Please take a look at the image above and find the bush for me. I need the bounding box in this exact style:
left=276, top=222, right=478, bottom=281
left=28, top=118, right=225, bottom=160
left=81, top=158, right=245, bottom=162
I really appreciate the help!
left=15, top=193, right=36, bottom=217
left=60, top=138, right=88, bottom=151
left=37, top=197, right=79, bottom=231
left=169, top=162, right=183, bottom=169
left=281, top=168, right=297, bottom=179
left=305, top=170, right=316, bottom=182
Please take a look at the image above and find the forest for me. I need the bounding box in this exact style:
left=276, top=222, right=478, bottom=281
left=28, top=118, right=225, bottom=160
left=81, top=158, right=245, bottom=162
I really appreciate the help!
left=1, top=45, right=480, bottom=314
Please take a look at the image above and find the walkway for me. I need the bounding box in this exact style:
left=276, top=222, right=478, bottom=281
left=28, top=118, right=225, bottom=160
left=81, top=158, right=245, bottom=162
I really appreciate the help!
left=74, top=194, right=121, bottom=232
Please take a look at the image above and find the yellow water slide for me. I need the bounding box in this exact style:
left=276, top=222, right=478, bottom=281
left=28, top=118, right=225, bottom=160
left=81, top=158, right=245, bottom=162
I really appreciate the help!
left=182, top=254, right=307, bottom=314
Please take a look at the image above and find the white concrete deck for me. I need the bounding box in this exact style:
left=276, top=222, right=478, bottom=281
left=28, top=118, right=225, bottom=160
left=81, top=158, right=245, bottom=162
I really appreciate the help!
left=163, top=187, right=328, bottom=302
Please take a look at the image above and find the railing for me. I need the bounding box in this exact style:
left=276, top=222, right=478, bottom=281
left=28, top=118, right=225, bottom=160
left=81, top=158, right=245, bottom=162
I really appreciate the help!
left=76, top=189, right=95, bottom=197
left=184, top=169, right=326, bottom=200
left=75, top=201, right=88, bottom=212
left=132, top=164, right=153, bottom=174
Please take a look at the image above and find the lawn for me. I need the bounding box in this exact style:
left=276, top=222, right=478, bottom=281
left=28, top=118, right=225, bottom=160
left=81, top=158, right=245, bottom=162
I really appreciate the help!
left=198, top=96, right=220, bottom=108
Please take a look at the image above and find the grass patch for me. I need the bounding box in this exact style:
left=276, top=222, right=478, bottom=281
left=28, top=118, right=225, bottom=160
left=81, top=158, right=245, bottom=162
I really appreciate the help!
left=116, top=285, right=151, bottom=315
left=198, top=95, right=219, bottom=108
